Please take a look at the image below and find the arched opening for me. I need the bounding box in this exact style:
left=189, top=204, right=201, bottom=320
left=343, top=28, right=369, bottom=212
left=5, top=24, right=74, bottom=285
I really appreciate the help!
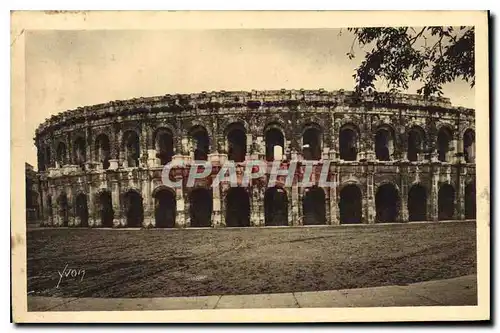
left=465, top=182, right=476, bottom=219
left=375, top=127, right=394, bottom=161
left=155, top=129, right=174, bottom=166
left=225, top=187, right=250, bottom=227
left=463, top=129, right=475, bottom=163
left=56, top=142, right=67, bottom=167
left=123, top=131, right=140, bottom=167
left=189, top=188, right=213, bottom=227
left=437, top=127, right=453, bottom=162
left=123, top=190, right=144, bottom=227
left=408, top=184, right=427, bottom=221
left=95, top=134, right=111, bottom=170
left=302, top=127, right=322, bottom=161
left=75, top=193, right=89, bottom=227
left=302, top=186, right=326, bottom=225
left=57, top=193, right=69, bottom=226
left=154, top=188, right=176, bottom=228
left=227, top=124, right=247, bottom=163
left=97, top=191, right=114, bottom=227
left=46, top=194, right=53, bottom=221
left=264, top=187, right=288, bottom=226
left=407, top=127, right=425, bottom=162
left=339, top=125, right=358, bottom=161
left=375, top=183, right=400, bottom=223
left=438, top=184, right=455, bottom=220
left=265, top=127, right=285, bottom=162
left=339, top=184, right=362, bottom=224
left=73, top=137, right=86, bottom=169
left=44, top=146, right=52, bottom=169
left=189, top=126, right=210, bottom=161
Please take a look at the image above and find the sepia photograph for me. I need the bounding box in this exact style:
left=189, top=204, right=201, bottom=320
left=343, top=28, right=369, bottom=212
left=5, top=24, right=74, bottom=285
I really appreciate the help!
left=11, top=10, right=490, bottom=323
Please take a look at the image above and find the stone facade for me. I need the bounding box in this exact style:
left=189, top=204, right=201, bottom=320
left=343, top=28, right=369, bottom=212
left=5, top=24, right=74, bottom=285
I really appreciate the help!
left=34, top=89, right=476, bottom=228
left=25, top=163, right=41, bottom=223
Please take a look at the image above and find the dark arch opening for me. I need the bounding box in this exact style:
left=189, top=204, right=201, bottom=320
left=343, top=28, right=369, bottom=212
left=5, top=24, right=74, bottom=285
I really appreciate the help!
left=264, top=187, right=288, bottom=226
left=407, top=127, right=425, bottom=162
left=73, top=137, right=86, bottom=168
left=339, top=185, right=362, bottom=224
left=438, top=184, right=455, bottom=220
left=189, top=188, right=213, bottom=227
left=123, top=190, right=144, bottom=227
left=375, top=184, right=400, bottom=223
left=463, top=129, right=475, bottom=163
left=46, top=194, right=53, bottom=221
left=339, top=126, right=358, bottom=161
left=302, top=186, right=326, bottom=225
left=95, top=134, right=111, bottom=170
left=190, top=126, right=210, bottom=161
left=437, top=127, right=453, bottom=162
left=302, top=127, right=322, bottom=161
left=227, top=124, right=247, bottom=163
left=155, top=129, right=174, bottom=166
left=265, top=127, right=285, bottom=162
left=56, top=142, right=67, bottom=167
left=225, top=187, right=250, bottom=227
left=124, top=131, right=140, bottom=167
left=45, top=146, right=52, bottom=169
left=75, top=193, right=89, bottom=227
left=98, top=191, right=114, bottom=227
left=375, top=128, right=393, bottom=161
left=408, top=184, right=427, bottom=221
left=465, top=182, right=476, bottom=219
left=154, top=189, right=176, bottom=228
left=57, top=193, right=69, bottom=226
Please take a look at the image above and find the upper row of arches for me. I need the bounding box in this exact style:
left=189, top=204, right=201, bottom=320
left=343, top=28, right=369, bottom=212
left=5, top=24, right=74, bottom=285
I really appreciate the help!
left=39, top=122, right=476, bottom=171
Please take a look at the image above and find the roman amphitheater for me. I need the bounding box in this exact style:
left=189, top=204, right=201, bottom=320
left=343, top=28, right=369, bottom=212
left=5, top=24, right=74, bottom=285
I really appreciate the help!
left=33, top=89, right=476, bottom=228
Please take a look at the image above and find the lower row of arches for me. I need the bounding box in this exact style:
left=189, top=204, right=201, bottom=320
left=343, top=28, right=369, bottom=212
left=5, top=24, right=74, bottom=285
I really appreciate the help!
left=50, top=182, right=476, bottom=227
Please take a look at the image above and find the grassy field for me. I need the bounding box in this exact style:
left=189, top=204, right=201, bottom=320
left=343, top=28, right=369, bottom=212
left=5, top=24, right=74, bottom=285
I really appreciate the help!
left=26, top=221, right=476, bottom=298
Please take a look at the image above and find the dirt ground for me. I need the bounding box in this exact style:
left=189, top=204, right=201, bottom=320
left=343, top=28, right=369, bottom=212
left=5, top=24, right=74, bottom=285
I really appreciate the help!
left=26, top=221, right=476, bottom=298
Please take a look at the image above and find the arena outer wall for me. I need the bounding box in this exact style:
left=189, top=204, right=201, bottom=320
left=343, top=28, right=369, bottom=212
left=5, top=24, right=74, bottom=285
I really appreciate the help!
left=33, top=89, right=476, bottom=228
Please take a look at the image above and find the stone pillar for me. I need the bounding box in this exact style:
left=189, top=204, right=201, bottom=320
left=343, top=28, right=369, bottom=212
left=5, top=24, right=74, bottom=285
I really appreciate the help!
left=212, top=185, right=222, bottom=227
left=251, top=185, right=265, bottom=226
left=329, top=171, right=339, bottom=225
left=111, top=181, right=124, bottom=227
left=88, top=184, right=97, bottom=227
left=400, top=163, right=409, bottom=222
left=457, top=169, right=466, bottom=220
left=366, top=164, right=375, bottom=224
left=430, top=164, right=440, bottom=221
left=66, top=184, right=75, bottom=227
left=246, top=133, right=252, bottom=161
left=255, top=136, right=265, bottom=161
left=183, top=189, right=191, bottom=227
left=175, top=186, right=186, bottom=228
left=290, top=186, right=299, bottom=226
left=142, top=178, right=154, bottom=228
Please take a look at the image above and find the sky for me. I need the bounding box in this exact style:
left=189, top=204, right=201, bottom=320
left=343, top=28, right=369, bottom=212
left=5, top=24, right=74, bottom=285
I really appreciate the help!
left=25, top=29, right=475, bottom=169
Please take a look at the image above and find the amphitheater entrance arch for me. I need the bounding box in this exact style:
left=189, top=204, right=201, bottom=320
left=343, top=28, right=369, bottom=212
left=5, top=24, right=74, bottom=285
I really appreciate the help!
left=302, top=127, right=322, bottom=161
left=189, top=188, right=213, bottom=227
left=465, top=182, right=476, bottom=220
left=375, top=127, right=394, bottom=161
left=302, top=186, right=326, bottom=225
left=154, top=188, right=176, bottom=228
left=408, top=184, right=427, bottom=221
left=227, top=123, right=247, bottom=163
left=73, top=137, right=86, bottom=168
left=407, top=126, right=425, bottom=162
left=265, top=127, right=285, bottom=162
left=56, top=142, right=67, bottom=167
left=438, top=184, right=455, bottom=220
left=463, top=129, right=475, bottom=163
left=95, top=134, right=111, bottom=170
left=339, top=125, right=358, bottom=161
left=437, top=127, right=453, bottom=162
left=264, top=186, right=288, bottom=226
left=225, top=187, right=250, bottom=227
left=75, top=193, right=89, bottom=227
left=97, top=191, right=114, bottom=227
left=123, top=131, right=140, bottom=167
left=375, top=183, right=400, bottom=223
left=339, top=184, right=362, bottom=224
left=123, top=190, right=144, bottom=227
left=155, top=129, right=174, bottom=166
left=57, top=193, right=69, bottom=226
left=189, top=126, right=210, bottom=161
